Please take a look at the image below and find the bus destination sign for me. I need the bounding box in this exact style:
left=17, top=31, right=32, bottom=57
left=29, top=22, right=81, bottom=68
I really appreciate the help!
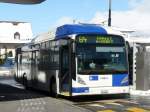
left=96, top=36, right=113, bottom=44
left=77, top=35, right=124, bottom=44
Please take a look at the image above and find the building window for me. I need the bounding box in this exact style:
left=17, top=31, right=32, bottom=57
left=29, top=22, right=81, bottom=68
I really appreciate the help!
left=14, top=32, right=20, bottom=40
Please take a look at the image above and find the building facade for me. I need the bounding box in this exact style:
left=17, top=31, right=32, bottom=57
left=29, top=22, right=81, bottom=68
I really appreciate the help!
left=0, top=21, right=33, bottom=67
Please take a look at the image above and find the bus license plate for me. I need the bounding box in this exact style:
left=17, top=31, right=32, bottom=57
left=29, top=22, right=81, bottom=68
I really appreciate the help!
left=101, top=90, right=108, bottom=94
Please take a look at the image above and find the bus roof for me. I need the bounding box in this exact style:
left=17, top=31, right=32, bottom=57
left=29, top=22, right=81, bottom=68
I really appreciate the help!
left=55, top=24, right=108, bottom=39
left=32, top=24, right=123, bottom=44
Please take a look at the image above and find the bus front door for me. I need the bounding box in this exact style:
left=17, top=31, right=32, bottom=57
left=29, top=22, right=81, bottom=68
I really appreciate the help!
left=31, top=51, right=37, bottom=86
left=59, top=46, right=70, bottom=96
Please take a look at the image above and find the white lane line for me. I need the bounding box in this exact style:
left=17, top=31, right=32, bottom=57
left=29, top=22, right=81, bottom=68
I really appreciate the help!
left=88, top=104, right=106, bottom=108
left=119, top=100, right=139, bottom=105
left=105, top=102, right=124, bottom=107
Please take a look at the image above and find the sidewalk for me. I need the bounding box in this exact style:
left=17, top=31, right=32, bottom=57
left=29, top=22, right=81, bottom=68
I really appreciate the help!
left=130, top=86, right=150, bottom=96
left=130, top=89, right=150, bottom=96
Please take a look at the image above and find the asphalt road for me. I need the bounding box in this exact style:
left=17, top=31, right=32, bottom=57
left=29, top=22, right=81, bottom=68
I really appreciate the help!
left=0, top=76, right=88, bottom=112
left=72, top=96, right=150, bottom=112
left=0, top=76, right=150, bottom=112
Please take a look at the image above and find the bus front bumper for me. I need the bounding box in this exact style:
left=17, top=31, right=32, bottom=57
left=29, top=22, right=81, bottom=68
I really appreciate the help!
left=71, top=86, right=129, bottom=96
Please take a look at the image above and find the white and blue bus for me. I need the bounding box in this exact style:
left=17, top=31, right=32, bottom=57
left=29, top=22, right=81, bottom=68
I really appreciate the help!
left=15, top=24, right=129, bottom=97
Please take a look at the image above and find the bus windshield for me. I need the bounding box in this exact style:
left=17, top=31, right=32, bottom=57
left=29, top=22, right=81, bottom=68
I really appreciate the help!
left=76, top=35, right=128, bottom=74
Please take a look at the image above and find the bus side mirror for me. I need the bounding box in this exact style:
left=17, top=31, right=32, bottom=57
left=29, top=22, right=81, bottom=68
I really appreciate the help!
left=126, top=41, right=130, bottom=53
left=72, top=42, right=75, bottom=53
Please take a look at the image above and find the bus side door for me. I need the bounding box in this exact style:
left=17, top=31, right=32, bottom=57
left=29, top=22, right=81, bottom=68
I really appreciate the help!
left=59, top=45, right=70, bottom=96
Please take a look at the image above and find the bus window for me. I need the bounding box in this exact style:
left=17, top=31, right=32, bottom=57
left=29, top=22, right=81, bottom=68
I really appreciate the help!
left=46, top=41, right=49, bottom=48
left=41, top=42, right=46, bottom=49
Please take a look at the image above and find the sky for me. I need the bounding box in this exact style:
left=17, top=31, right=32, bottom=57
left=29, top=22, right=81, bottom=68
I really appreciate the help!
left=0, top=0, right=149, bottom=37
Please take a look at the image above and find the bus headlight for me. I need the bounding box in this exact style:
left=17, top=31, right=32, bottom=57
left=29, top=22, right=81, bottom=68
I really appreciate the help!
left=78, top=76, right=86, bottom=85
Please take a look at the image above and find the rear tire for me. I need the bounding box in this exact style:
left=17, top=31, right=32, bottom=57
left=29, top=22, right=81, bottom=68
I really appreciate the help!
left=51, top=79, right=58, bottom=98
left=23, top=74, right=29, bottom=90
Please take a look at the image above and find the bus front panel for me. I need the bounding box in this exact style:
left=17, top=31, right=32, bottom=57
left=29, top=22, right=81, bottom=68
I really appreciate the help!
left=71, top=34, right=129, bottom=96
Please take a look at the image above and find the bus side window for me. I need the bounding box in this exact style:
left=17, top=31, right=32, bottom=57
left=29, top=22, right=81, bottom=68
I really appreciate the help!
left=46, top=41, right=49, bottom=48
left=54, top=46, right=59, bottom=65
left=41, top=42, right=46, bottom=49
left=39, top=49, right=49, bottom=70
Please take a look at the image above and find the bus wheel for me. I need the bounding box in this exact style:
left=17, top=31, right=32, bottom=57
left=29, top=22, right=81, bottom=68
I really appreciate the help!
left=51, top=79, right=58, bottom=98
left=24, top=78, right=29, bottom=90
left=23, top=74, right=29, bottom=90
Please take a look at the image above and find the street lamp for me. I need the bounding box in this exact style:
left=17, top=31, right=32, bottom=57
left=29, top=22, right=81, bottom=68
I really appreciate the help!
left=108, top=0, right=112, bottom=27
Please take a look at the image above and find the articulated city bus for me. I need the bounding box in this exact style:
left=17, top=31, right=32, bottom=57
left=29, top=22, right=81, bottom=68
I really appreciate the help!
left=15, top=24, right=129, bottom=97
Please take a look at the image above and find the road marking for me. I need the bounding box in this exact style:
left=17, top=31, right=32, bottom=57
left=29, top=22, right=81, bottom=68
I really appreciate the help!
left=97, top=109, right=115, bottom=112
left=127, top=107, right=149, bottom=112
left=105, top=102, right=124, bottom=107
left=116, top=100, right=139, bottom=105
left=88, top=104, right=105, bottom=108
left=98, top=99, right=122, bottom=103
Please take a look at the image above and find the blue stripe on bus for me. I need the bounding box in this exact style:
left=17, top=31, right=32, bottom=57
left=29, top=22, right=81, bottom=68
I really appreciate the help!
left=112, top=74, right=129, bottom=86
left=72, top=87, right=89, bottom=93
left=89, top=75, right=98, bottom=81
